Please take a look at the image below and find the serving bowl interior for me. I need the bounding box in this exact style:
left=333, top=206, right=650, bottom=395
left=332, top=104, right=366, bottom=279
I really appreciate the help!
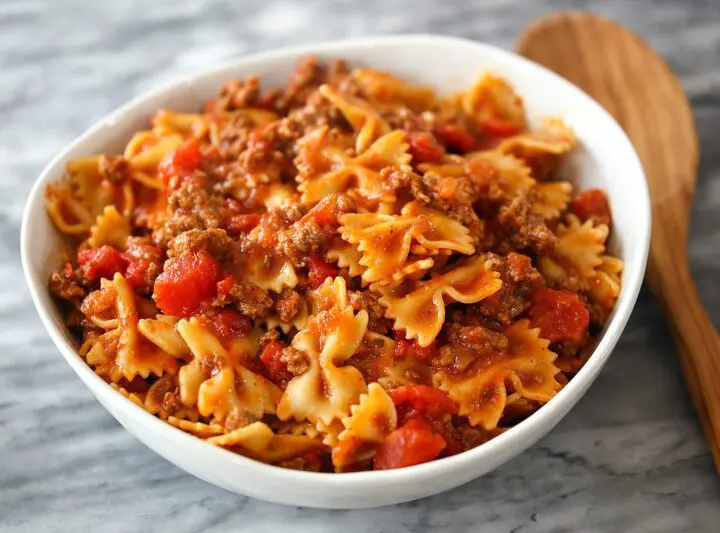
left=21, top=34, right=650, bottom=509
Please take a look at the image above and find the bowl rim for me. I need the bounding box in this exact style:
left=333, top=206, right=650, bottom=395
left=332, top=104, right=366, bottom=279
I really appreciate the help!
left=21, top=33, right=651, bottom=490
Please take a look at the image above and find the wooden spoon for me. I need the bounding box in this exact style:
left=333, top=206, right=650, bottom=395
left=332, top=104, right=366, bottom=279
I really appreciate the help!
left=517, top=12, right=720, bottom=470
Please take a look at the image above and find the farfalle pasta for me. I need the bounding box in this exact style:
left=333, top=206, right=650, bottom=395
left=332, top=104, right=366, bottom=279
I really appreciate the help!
left=47, top=56, right=622, bottom=472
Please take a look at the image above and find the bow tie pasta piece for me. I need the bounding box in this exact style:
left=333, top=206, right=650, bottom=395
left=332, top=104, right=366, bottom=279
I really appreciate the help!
left=298, top=128, right=410, bottom=209
left=587, top=255, right=624, bottom=322
left=260, top=298, right=309, bottom=334
left=497, top=118, right=576, bottom=179
left=339, top=213, right=430, bottom=286
left=245, top=434, right=325, bottom=465
left=453, top=73, right=527, bottom=135
left=350, top=68, right=437, bottom=112
left=208, top=422, right=325, bottom=465
left=319, top=84, right=390, bottom=154
left=167, top=416, right=226, bottom=438
left=349, top=130, right=411, bottom=208
left=531, top=181, right=573, bottom=220
left=326, top=238, right=365, bottom=278
left=82, top=273, right=179, bottom=382
left=137, top=315, right=189, bottom=359
left=126, top=133, right=183, bottom=176
left=176, top=318, right=281, bottom=423
left=435, top=320, right=561, bottom=430
left=415, top=154, right=467, bottom=180
left=316, top=419, right=345, bottom=446
left=87, top=205, right=131, bottom=250
left=539, top=214, right=610, bottom=289
left=307, top=276, right=349, bottom=314
left=277, top=420, right=322, bottom=440
left=206, top=421, right=275, bottom=450
left=400, top=202, right=475, bottom=256
left=339, top=205, right=473, bottom=286
left=333, top=383, right=398, bottom=469
left=110, top=382, right=146, bottom=408
left=238, top=252, right=299, bottom=294
left=46, top=157, right=118, bottom=235
left=151, top=109, right=210, bottom=140
left=127, top=133, right=184, bottom=172
left=465, top=151, right=536, bottom=198
left=369, top=331, right=433, bottom=388
left=294, top=126, right=351, bottom=179
left=498, top=118, right=576, bottom=158
left=375, top=255, right=502, bottom=347
left=277, top=305, right=369, bottom=427
left=589, top=255, right=623, bottom=302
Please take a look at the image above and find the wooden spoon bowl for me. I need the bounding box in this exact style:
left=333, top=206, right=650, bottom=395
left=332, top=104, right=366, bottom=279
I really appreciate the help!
left=518, top=11, right=720, bottom=470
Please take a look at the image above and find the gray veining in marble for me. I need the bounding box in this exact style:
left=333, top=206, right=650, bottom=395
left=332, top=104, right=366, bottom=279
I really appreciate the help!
left=2, top=0, right=720, bottom=531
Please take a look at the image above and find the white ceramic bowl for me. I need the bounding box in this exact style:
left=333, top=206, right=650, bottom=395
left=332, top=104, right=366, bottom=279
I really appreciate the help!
left=21, top=35, right=651, bottom=509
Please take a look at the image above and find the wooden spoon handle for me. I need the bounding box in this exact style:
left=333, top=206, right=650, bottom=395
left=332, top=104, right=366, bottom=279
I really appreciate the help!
left=653, top=269, right=720, bottom=468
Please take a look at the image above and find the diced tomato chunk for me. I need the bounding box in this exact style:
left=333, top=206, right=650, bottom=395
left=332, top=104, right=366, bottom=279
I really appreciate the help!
left=204, top=308, right=252, bottom=341
left=226, top=213, right=263, bottom=235
left=153, top=250, right=221, bottom=317
left=435, top=123, right=476, bottom=153
left=301, top=196, right=340, bottom=227
left=390, top=385, right=458, bottom=425
left=307, top=256, right=338, bottom=289
left=393, top=334, right=435, bottom=362
left=480, top=117, right=522, bottom=138
left=78, top=245, right=128, bottom=282
left=158, top=139, right=203, bottom=187
left=570, top=189, right=611, bottom=226
left=122, top=241, right=162, bottom=291
left=216, top=274, right=235, bottom=299
left=528, top=287, right=590, bottom=343
left=408, top=131, right=446, bottom=163
left=260, top=340, right=292, bottom=385
left=374, top=418, right=446, bottom=470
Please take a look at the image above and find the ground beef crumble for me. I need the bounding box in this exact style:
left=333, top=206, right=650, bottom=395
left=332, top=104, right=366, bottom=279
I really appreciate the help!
left=258, top=329, right=280, bottom=351
left=214, top=114, right=254, bottom=160
left=495, top=195, right=556, bottom=254
left=212, top=280, right=273, bottom=320
left=274, top=195, right=352, bottom=265
left=152, top=182, right=223, bottom=248
left=168, top=228, right=233, bottom=260
left=49, top=263, right=87, bottom=307
left=276, top=56, right=349, bottom=112
left=281, top=345, right=309, bottom=376
left=471, top=252, right=544, bottom=326
left=386, top=168, right=485, bottom=245
left=436, top=323, right=510, bottom=374
left=274, top=288, right=303, bottom=323
left=347, top=289, right=391, bottom=334
left=98, top=154, right=129, bottom=184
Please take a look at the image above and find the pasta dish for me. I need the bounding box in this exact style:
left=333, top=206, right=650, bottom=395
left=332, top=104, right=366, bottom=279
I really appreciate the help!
left=46, top=57, right=622, bottom=472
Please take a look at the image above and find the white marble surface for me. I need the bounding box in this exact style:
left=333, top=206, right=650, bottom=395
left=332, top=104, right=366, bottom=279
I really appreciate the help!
left=2, top=0, right=720, bottom=531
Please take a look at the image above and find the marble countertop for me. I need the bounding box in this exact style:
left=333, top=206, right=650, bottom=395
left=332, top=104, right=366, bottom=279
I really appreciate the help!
left=2, top=0, right=720, bottom=531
